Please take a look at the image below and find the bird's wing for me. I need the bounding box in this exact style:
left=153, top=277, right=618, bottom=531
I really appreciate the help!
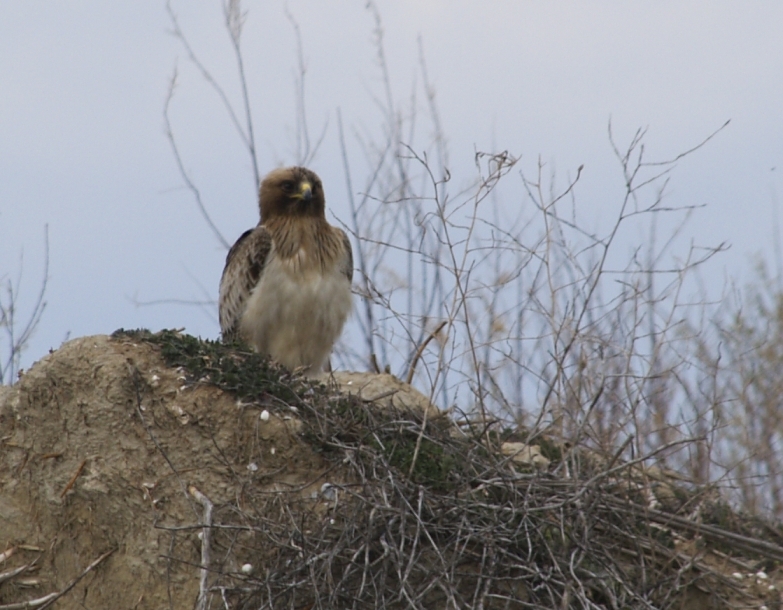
left=336, top=228, right=353, bottom=284
left=218, top=226, right=272, bottom=341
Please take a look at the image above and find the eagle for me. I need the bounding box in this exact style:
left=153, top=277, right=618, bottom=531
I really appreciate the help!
left=218, top=166, right=353, bottom=376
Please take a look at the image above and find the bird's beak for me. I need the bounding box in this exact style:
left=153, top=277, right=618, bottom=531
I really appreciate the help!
left=299, top=181, right=313, bottom=202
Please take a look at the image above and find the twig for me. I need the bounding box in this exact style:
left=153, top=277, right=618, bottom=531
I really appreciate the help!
left=1, top=225, right=49, bottom=384
left=612, top=498, right=783, bottom=562
left=337, top=108, right=379, bottom=364
left=189, top=485, right=214, bottom=610
left=165, top=1, right=256, bottom=180
left=222, top=0, right=260, bottom=191
left=406, top=394, right=430, bottom=480
left=0, top=562, right=35, bottom=586
left=406, top=320, right=446, bottom=385
left=59, top=458, right=87, bottom=498
left=0, top=593, right=58, bottom=610
left=163, top=69, right=230, bottom=250
left=284, top=6, right=329, bottom=167
left=33, top=548, right=115, bottom=610
left=0, top=547, right=14, bottom=564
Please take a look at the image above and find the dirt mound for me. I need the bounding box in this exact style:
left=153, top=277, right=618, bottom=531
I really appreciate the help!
left=0, top=333, right=350, bottom=608
left=2, top=331, right=783, bottom=609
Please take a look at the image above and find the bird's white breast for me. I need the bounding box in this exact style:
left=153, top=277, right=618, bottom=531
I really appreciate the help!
left=239, top=250, right=352, bottom=375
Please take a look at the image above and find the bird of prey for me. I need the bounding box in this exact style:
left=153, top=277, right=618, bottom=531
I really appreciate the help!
left=218, top=166, right=353, bottom=376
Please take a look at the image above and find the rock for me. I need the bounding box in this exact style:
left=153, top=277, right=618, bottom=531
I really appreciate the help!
left=331, top=371, right=442, bottom=420
left=501, top=441, right=550, bottom=469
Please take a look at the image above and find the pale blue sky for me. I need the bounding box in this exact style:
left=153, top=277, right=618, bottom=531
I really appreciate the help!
left=1, top=2, right=781, bottom=375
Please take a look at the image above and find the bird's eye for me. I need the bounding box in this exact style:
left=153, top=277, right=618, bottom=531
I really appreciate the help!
left=282, top=181, right=294, bottom=191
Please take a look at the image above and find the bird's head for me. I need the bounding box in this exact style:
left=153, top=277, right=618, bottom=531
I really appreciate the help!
left=259, top=166, right=325, bottom=221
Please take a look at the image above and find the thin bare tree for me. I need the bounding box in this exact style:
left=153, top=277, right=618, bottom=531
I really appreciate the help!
left=1, top=226, right=49, bottom=384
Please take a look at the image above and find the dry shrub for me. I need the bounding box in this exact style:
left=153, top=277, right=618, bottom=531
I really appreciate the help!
left=122, top=331, right=783, bottom=610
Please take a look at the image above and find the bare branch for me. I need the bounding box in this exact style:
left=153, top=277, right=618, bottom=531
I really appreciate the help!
left=1, top=225, right=49, bottom=384
left=222, top=0, right=260, bottom=191
left=163, top=68, right=231, bottom=250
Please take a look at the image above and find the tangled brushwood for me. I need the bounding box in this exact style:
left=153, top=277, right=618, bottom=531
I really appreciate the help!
left=106, top=330, right=783, bottom=610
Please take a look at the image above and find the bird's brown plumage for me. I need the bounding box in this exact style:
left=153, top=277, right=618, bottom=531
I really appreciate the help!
left=219, top=167, right=353, bottom=376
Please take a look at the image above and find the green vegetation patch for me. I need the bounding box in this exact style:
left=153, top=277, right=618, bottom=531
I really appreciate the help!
left=112, top=328, right=313, bottom=405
